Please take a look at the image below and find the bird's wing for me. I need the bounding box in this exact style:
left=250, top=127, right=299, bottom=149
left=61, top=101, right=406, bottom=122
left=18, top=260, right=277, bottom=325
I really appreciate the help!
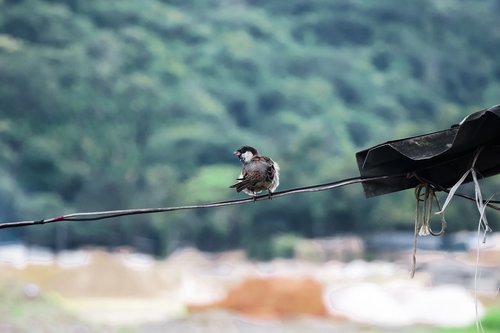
left=229, top=170, right=263, bottom=192
left=255, top=156, right=279, bottom=183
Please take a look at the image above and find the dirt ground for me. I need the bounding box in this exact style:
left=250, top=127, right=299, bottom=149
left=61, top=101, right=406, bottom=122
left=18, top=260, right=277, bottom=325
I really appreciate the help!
left=0, top=246, right=498, bottom=331
left=0, top=249, right=336, bottom=325
left=189, top=276, right=329, bottom=318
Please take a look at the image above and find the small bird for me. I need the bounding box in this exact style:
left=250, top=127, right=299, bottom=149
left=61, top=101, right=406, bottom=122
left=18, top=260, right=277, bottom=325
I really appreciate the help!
left=230, top=146, right=280, bottom=200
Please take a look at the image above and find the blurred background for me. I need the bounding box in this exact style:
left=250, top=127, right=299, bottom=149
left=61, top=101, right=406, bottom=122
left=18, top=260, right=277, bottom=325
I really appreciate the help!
left=0, top=0, right=499, bottom=332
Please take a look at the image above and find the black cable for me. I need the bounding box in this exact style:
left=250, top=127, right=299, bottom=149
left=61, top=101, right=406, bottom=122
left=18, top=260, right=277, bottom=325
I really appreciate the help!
left=0, top=174, right=393, bottom=229
left=0, top=172, right=497, bottom=230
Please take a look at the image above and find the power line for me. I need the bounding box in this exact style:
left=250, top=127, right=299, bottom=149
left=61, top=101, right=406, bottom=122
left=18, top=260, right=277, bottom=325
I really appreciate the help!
left=0, top=173, right=497, bottom=230
left=0, top=175, right=393, bottom=229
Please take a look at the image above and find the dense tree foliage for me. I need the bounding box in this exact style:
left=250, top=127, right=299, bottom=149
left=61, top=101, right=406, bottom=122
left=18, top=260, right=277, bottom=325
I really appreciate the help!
left=0, top=0, right=499, bottom=257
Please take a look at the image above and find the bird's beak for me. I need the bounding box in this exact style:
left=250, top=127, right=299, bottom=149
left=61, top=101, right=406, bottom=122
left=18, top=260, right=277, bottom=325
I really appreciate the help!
left=234, top=151, right=241, bottom=157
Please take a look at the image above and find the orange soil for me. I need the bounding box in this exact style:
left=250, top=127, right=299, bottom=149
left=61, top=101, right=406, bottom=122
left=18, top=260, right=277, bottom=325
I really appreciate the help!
left=189, top=276, right=328, bottom=318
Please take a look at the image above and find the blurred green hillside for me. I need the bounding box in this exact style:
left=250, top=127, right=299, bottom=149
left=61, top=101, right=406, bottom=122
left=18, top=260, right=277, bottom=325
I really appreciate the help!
left=0, top=0, right=499, bottom=257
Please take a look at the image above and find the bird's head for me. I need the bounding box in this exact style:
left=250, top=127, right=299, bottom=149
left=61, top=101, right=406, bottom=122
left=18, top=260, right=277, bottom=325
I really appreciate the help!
left=234, top=146, right=258, bottom=163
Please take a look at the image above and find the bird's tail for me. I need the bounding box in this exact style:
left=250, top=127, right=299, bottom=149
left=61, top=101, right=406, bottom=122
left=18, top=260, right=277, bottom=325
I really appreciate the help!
left=229, top=179, right=252, bottom=192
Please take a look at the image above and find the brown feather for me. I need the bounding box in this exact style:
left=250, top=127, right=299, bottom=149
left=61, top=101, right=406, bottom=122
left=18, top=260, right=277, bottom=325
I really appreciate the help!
left=231, top=146, right=280, bottom=196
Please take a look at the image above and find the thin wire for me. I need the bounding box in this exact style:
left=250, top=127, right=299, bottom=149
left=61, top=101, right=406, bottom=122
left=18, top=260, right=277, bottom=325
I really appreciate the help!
left=411, top=185, right=422, bottom=278
left=1, top=172, right=498, bottom=230
left=0, top=174, right=395, bottom=229
left=412, top=174, right=500, bottom=211
left=411, top=182, right=448, bottom=278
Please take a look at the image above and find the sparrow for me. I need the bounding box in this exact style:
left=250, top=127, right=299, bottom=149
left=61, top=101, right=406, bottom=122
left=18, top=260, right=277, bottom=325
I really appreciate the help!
left=230, top=146, right=280, bottom=200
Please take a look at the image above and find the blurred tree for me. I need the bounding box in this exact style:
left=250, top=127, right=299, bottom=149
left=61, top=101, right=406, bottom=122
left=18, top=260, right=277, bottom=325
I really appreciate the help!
left=0, top=0, right=498, bottom=258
